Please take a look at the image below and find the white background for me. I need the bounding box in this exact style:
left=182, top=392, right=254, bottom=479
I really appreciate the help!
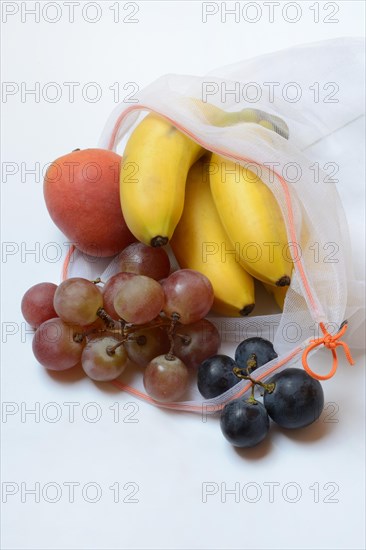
left=1, top=2, right=365, bottom=549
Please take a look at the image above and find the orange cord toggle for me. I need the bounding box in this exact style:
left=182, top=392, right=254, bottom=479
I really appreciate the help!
left=302, top=321, right=355, bottom=381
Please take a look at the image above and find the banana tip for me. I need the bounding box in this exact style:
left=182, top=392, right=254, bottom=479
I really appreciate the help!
left=276, top=276, right=291, bottom=287
left=239, top=304, right=255, bottom=316
left=151, top=236, right=168, bottom=247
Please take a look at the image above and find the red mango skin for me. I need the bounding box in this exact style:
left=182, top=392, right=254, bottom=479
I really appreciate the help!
left=44, top=148, right=136, bottom=257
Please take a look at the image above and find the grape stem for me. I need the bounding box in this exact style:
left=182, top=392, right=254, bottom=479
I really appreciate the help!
left=106, top=339, right=127, bottom=356
left=94, top=311, right=185, bottom=359
left=175, top=333, right=191, bottom=345
left=246, top=354, right=257, bottom=374
left=95, top=317, right=172, bottom=340
left=96, top=307, right=117, bottom=329
left=92, top=277, right=105, bottom=285
left=246, top=384, right=257, bottom=405
left=83, top=327, right=109, bottom=338
left=123, top=317, right=170, bottom=335
left=233, top=354, right=275, bottom=394
left=165, top=314, right=180, bottom=361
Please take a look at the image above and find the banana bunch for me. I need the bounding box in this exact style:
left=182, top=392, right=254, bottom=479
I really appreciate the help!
left=119, top=107, right=292, bottom=316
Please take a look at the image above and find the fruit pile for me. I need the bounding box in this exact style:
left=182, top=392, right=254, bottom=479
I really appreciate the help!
left=43, top=109, right=292, bottom=316
left=119, top=111, right=292, bottom=316
left=21, top=108, right=330, bottom=449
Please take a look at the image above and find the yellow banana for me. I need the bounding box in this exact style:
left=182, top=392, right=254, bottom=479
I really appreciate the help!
left=188, top=98, right=289, bottom=138
left=120, top=113, right=204, bottom=247
left=170, top=158, right=255, bottom=317
left=263, top=283, right=288, bottom=310
left=209, top=153, right=292, bottom=287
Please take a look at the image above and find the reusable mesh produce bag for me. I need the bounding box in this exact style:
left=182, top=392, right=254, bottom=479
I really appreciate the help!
left=64, top=37, right=365, bottom=413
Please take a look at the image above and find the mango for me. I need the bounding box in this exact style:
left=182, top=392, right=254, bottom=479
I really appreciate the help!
left=44, top=148, right=135, bottom=257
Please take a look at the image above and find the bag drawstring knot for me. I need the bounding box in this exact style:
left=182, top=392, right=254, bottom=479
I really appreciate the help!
left=302, top=321, right=355, bottom=381
left=323, top=334, right=337, bottom=349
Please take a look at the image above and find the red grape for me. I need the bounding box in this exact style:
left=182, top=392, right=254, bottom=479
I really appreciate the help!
left=54, top=277, right=103, bottom=325
left=102, top=272, right=136, bottom=319
left=143, top=355, right=189, bottom=402
left=113, top=275, right=164, bottom=324
left=124, top=327, right=170, bottom=367
left=21, top=282, right=58, bottom=328
left=173, top=319, right=221, bottom=368
left=118, top=242, right=170, bottom=280
left=81, top=336, right=128, bottom=381
left=32, top=318, right=85, bottom=371
left=162, top=269, right=214, bottom=324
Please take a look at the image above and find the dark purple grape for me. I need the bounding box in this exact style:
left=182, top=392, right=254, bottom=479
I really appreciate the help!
left=220, top=399, right=270, bottom=448
left=197, top=355, right=239, bottom=399
left=263, top=368, right=324, bottom=429
left=235, top=337, right=278, bottom=374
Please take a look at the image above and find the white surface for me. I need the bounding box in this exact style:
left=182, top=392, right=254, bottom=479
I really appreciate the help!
left=1, top=2, right=365, bottom=550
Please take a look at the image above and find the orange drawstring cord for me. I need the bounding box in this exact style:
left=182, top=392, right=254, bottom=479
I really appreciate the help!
left=302, top=321, right=355, bottom=381
left=62, top=244, right=75, bottom=282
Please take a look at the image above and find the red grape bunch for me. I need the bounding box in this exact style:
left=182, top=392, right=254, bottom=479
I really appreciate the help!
left=21, top=243, right=220, bottom=402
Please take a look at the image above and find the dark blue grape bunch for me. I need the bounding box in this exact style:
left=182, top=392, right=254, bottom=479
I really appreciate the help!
left=197, top=337, right=325, bottom=449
